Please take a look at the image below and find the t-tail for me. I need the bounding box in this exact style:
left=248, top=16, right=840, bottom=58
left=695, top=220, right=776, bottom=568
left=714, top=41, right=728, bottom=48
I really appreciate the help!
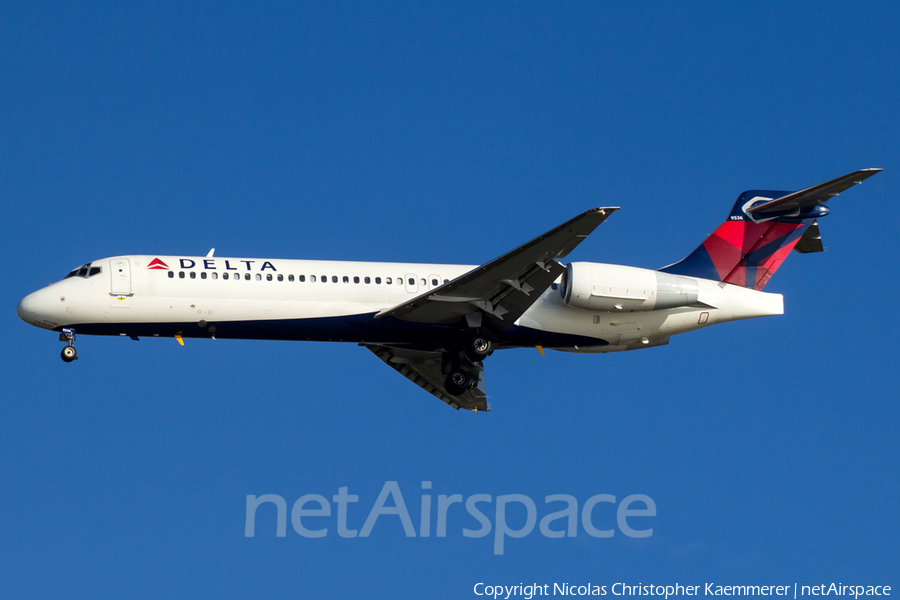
left=659, top=169, right=881, bottom=290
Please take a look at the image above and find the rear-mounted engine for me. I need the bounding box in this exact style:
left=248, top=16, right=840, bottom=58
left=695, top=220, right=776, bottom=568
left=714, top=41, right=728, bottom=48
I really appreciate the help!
left=561, top=262, right=699, bottom=312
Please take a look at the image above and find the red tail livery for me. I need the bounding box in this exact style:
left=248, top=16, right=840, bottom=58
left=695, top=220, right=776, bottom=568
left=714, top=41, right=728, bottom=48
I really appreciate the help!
left=661, top=169, right=881, bottom=290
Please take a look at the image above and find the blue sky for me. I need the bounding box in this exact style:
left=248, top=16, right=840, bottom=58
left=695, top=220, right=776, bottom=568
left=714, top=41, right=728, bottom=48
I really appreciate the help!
left=2, top=2, right=898, bottom=598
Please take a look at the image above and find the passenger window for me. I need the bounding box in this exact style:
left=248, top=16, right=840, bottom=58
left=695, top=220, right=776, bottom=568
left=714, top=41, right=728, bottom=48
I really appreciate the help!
left=397, top=278, right=403, bottom=285
left=179, top=272, right=185, bottom=279
left=267, top=274, right=273, bottom=281
left=300, top=275, right=306, bottom=282
left=443, top=279, right=449, bottom=284
left=386, top=277, right=392, bottom=285
left=223, top=273, right=229, bottom=280
left=321, top=275, right=327, bottom=283
left=364, top=276, right=371, bottom=284
left=256, top=274, right=262, bottom=281
left=343, top=276, right=349, bottom=283
left=420, top=278, right=425, bottom=286
left=375, top=277, right=381, bottom=284
left=354, top=276, right=360, bottom=283
left=168, top=271, right=174, bottom=279
left=212, top=272, right=218, bottom=280
left=332, top=276, right=338, bottom=283
left=277, top=274, right=283, bottom=282
left=244, top=273, right=251, bottom=281
left=190, top=272, right=196, bottom=279
left=310, top=275, right=316, bottom=282
left=431, top=278, right=438, bottom=286
left=408, top=278, right=414, bottom=286
left=288, top=274, right=295, bottom=282
left=200, top=272, right=207, bottom=280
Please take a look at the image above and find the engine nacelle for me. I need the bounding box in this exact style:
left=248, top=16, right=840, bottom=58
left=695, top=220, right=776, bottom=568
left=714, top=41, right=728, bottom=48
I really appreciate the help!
left=562, top=262, right=699, bottom=312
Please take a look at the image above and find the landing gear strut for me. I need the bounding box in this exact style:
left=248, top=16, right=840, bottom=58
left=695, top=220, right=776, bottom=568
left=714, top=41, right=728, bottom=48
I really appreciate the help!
left=59, top=327, right=78, bottom=362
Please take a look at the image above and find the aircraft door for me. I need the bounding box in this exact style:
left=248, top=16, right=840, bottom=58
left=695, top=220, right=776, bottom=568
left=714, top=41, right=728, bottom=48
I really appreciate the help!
left=110, top=259, right=132, bottom=295
left=405, top=273, right=418, bottom=294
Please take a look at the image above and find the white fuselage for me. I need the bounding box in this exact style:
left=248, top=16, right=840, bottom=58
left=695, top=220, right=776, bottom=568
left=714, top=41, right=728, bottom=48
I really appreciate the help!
left=17, top=255, right=783, bottom=352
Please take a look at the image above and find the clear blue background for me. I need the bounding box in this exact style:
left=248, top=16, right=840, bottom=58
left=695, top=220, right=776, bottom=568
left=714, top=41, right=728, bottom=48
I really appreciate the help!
left=2, top=2, right=897, bottom=598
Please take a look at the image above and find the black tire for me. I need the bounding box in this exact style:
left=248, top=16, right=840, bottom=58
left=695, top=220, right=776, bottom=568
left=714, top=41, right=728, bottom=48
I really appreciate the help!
left=61, top=346, right=77, bottom=363
left=465, top=336, right=491, bottom=362
left=445, top=369, right=471, bottom=396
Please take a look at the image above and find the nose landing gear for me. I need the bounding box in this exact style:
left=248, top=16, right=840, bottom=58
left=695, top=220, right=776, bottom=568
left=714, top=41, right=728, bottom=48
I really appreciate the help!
left=59, top=328, right=78, bottom=362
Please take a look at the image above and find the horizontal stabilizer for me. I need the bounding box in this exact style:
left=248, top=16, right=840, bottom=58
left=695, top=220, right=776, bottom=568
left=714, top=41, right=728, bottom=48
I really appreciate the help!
left=793, top=220, right=824, bottom=254
left=746, top=168, right=881, bottom=215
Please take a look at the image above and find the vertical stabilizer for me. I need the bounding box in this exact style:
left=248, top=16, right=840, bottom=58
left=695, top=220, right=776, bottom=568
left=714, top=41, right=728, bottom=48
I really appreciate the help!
left=659, top=169, right=880, bottom=290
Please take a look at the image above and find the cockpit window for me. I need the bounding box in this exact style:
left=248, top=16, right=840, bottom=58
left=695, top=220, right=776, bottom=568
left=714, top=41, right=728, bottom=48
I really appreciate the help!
left=65, top=263, right=102, bottom=279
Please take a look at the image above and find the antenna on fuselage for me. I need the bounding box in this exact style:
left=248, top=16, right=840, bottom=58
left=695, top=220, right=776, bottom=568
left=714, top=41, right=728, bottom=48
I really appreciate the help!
left=206, top=248, right=215, bottom=257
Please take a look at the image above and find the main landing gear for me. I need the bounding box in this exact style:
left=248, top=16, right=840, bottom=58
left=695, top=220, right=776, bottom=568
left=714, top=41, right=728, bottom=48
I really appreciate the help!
left=443, top=335, right=494, bottom=396
left=59, top=328, right=78, bottom=362
left=465, top=335, right=491, bottom=362
left=445, top=369, right=473, bottom=396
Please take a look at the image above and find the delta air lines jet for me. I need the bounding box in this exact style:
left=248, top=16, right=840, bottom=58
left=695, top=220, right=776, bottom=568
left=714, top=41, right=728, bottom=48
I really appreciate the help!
left=17, top=169, right=880, bottom=412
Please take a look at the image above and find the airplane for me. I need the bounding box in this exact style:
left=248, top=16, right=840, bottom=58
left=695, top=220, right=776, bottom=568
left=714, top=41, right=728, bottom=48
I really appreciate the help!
left=17, top=169, right=881, bottom=412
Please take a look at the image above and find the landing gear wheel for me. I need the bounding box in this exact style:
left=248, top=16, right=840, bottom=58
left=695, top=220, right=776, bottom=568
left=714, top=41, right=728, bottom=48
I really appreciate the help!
left=445, top=369, right=471, bottom=396
left=61, top=345, right=77, bottom=362
left=465, top=336, right=491, bottom=362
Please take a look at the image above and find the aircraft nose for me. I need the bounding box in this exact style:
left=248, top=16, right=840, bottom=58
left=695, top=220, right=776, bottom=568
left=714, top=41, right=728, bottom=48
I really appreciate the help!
left=16, top=293, right=36, bottom=325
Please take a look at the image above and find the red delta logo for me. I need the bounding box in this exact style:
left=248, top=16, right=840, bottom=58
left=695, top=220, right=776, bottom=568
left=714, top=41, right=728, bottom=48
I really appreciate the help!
left=147, top=258, right=170, bottom=270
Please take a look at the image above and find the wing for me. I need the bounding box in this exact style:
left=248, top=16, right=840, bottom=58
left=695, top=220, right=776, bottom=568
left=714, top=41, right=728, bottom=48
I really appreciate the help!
left=746, top=168, right=881, bottom=215
left=364, top=344, right=488, bottom=412
left=375, top=207, right=618, bottom=336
